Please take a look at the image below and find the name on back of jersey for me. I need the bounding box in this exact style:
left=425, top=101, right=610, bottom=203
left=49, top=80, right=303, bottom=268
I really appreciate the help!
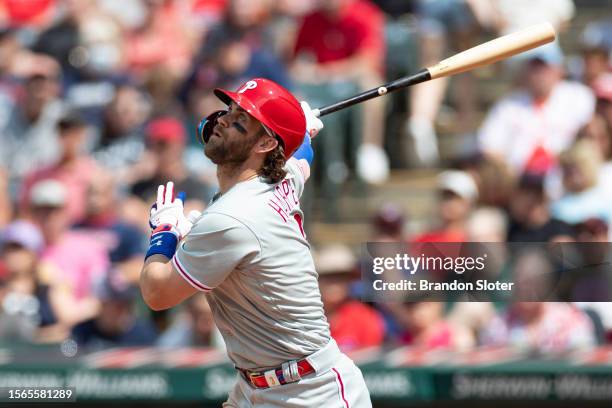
left=267, top=179, right=299, bottom=223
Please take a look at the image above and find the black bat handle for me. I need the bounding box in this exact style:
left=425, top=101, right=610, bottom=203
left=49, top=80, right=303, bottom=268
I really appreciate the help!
left=316, top=69, right=431, bottom=117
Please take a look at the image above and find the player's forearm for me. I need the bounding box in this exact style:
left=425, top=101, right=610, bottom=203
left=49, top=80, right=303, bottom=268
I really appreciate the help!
left=140, top=255, right=173, bottom=311
left=140, top=254, right=198, bottom=310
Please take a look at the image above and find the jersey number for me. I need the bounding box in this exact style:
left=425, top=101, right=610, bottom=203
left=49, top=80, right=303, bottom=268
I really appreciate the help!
left=293, top=213, right=306, bottom=239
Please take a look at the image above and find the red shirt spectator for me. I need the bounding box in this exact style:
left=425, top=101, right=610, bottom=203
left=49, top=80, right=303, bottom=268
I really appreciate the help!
left=125, top=1, right=194, bottom=78
left=293, top=0, right=385, bottom=72
left=329, top=300, right=385, bottom=351
left=316, top=244, right=385, bottom=351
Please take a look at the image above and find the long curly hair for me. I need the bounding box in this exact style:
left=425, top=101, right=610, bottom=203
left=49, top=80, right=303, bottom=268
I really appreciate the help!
left=259, top=142, right=287, bottom=184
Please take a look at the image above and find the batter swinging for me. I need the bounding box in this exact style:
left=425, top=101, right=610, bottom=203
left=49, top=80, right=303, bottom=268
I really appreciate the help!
left=140, top=78, right=372, bottom=407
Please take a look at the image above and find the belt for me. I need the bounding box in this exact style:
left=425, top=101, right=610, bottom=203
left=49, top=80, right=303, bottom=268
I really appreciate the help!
left=238, top=359, right=315, bottom=389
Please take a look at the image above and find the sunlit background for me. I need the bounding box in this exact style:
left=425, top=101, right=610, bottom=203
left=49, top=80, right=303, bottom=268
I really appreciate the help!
left=1, top=0, right=612, bottom=406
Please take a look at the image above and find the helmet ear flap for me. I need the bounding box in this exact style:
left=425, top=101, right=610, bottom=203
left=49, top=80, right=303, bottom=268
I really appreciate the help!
left=197, top=110, right=227, bottom=144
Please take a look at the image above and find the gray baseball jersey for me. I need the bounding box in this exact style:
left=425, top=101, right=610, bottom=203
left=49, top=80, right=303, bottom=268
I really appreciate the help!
left=171, top=159, right=331, bottom=369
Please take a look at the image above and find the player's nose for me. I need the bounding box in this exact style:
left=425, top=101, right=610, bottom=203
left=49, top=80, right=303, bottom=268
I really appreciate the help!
left=217, top=112, right=231, bottom=128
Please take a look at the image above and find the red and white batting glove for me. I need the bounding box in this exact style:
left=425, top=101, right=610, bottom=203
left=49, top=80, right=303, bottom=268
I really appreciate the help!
left=301, top=101, right=323, bottom=138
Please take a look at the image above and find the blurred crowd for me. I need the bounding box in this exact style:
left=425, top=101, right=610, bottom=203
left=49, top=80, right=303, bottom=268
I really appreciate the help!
left=0, top=0, right=612, bottom=357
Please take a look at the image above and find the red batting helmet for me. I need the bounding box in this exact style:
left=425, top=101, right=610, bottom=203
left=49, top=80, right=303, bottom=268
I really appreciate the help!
left=198, top=78, right=306, bottom=159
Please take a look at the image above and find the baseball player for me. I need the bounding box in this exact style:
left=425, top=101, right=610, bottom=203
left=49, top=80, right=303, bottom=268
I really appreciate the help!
left=140, top=78, right=372, bottom=407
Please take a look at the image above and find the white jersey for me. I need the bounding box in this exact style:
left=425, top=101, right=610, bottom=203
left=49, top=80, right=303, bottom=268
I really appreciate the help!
left=171, top=159, right=330, bottom=369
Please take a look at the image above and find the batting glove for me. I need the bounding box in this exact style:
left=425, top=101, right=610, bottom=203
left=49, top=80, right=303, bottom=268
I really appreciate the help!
left=301, top=101, right=323, bottom=138
left=149, top=182, right=201, bottom=239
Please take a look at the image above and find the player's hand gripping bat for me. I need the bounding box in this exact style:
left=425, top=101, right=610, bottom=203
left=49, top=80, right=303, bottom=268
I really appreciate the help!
left=313, top=22, right=557, bottom=118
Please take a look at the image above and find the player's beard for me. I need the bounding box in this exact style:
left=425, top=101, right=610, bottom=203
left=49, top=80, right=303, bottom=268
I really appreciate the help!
left=204, top=129, right=260, bottom=165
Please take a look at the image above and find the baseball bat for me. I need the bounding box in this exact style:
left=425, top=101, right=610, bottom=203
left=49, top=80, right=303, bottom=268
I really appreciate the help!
left=314, top=22, right=557, bottom=117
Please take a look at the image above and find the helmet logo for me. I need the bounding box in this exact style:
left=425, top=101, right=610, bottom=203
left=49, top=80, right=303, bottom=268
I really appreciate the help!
left=238, top=80, right=258, bottom=94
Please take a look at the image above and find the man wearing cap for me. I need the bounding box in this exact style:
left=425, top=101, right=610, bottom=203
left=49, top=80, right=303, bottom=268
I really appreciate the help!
left=140, top=78, right=372, bottom=407
left=413, top=170, right=478, bottom=243
left=478, top=43, right=595, bottom=175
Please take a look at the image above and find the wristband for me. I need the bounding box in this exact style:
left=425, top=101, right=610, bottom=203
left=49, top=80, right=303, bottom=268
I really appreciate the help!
left=293, top=133, right=313, bottom=165
left=145, top=224, right=179, bottom=261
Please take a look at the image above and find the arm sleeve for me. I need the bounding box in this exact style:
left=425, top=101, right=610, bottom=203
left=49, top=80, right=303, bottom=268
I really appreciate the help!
left=171, top=212, right=261, bottom=291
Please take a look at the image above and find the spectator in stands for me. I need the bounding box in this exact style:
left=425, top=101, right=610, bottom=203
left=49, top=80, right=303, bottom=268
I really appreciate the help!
left=579, top=21, right=612, bottom=86
left=478, top=43, right=594, bottom=176
left=77, top=169, right=147, bottom=284
left=482, top=246, right=596, bottom=353
left=481, top=302, right=596, bottom=353
left=577, top=114, right=612, bottom=198
left=20, top=110, right=99, bottom=226
left=412, top=170, right=478, bottom=242
left=33, top=1, right=125, bottom=86
left=387, top=301, right=474, bottom=350
left=93, top=84, right=154, bottom=186
left=0, top=58, right=64, bottom=196
left=124, top=0, right=195, bottom=81
left=205, top=0, right=276, bottom=54
left=507, top=173, right=573, bottom=242
left=371, top=202, right=406, bottom=242
left=437, top=0, right=576, bottom=145
left=28, top=180, right=107, bottom=318
left=316, top=244, right=385, bottom=351
left=0, top=221, right=46, bottom=342
left=405, top=0, right=574, bottom=165
left=406, top=0, right=482, bottom=165
left=71, top=273, right=157, bottom=349
left=182, top=0, right=290, bottom=120
left=130, top=116, right=212, bottom=211
left=157, top=293, right=225, bottom=350
left=0, top=220, right=90, bottom=343
left=187, top=26, right=291, bottom=94
left=292, top=0, right=389, bottom=184
left=551, top=140, right=612, bottom=225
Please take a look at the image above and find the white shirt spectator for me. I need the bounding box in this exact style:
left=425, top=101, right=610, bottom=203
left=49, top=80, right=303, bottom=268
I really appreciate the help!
left=491, top=0, right=575, bottom=34
left=478, top=80, right=594, bottom=173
